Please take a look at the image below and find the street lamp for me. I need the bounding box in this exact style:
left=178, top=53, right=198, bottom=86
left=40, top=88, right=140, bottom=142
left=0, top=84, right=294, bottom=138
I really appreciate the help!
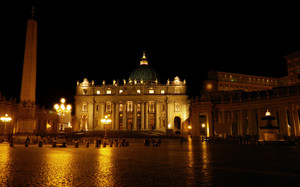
left=54, top=98, right=72, bottom=132
left=1, top=114, right=12, bottom=140
left=201, top=123, right=206, bottom=128
left=101, top=115, right=111, bottom=139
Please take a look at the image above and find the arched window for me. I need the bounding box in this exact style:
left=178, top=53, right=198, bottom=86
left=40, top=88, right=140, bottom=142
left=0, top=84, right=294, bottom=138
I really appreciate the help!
left=82, top=103, right=87, bottom=112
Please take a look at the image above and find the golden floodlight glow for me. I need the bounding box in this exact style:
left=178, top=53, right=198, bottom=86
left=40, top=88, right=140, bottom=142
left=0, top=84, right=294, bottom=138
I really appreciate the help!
left=201, top=123, right=205, bottom=128
left=265, top=109, right=271, bottom=116
left=206, top=83, right=213, bottom=90
left=61, top=98, right=66, bottom=104
left=188, top=125, right=192, bottom=129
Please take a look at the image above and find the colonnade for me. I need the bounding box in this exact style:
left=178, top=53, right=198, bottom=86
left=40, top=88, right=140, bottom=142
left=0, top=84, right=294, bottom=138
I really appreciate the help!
left=84, top=100, right=168, bottom=131
left=214, top=104, right=300, bottom=137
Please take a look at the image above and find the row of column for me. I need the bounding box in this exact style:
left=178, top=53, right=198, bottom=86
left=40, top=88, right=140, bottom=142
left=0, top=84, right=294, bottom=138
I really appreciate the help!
left=216, top=104, right=300, bottom=137
left=93, top=101, right=166, bottom=131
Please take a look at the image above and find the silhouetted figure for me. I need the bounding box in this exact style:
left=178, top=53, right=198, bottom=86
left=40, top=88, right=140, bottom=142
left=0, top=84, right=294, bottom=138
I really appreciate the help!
left=144, top=139, right=150, bottom=146
left=158, top=138, right=161, bottom=146
left=180, top=138, right=184, bottom=145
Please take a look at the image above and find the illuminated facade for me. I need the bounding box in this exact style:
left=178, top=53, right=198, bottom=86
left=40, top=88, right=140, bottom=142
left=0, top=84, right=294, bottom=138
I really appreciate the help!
left=191, top=51, right=300, bottom=139
left=74, top=53, right=189, bottom=133
left=204, top=71, right=289, bottom=92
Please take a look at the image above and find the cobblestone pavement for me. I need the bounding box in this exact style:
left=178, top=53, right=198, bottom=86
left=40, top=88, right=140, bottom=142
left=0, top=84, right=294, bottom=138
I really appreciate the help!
left=1, top=140, right=300, bottom=186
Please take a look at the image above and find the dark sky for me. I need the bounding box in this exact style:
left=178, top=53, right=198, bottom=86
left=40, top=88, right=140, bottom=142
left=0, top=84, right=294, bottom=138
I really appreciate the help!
left=1, top=1, right=300, bottom=108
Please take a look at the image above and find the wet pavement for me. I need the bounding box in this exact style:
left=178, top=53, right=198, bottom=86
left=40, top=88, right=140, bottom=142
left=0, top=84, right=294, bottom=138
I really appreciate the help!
left=1, top=139, right=300, bottom=186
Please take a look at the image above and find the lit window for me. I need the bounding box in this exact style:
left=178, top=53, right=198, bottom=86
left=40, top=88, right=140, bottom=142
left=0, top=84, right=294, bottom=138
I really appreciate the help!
left=161, top=90, right=165, bottom=94
left=149, top=90, right=154, bottom=94
left=127, top=101, right=133, bottom=112
left=119, top=90, right=123, bottom=93
left=119, top=104, right=123, bottom=112
left=137, top=104, right=141, bottom=112
left=106, top=90, right=111, bottom=94
left=149, top=101, right=155, bottom=113
left=175, top=102, right=180, bottom=112
left=137, top=90, right=141, bottom=93
left=96, top=90, right=100, bottom=94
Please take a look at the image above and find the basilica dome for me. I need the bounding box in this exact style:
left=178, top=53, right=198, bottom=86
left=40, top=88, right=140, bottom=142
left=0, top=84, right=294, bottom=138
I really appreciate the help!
left=129, top=52, right=159, bottom=82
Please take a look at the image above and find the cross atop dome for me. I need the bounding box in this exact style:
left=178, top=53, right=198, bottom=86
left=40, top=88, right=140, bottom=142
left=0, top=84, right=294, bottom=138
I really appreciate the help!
left=140, top=51, right=148, bottom=65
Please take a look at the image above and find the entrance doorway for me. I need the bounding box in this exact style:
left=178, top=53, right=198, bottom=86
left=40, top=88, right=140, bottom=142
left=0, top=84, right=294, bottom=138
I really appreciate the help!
left=174, top=117, right=181, bottom=129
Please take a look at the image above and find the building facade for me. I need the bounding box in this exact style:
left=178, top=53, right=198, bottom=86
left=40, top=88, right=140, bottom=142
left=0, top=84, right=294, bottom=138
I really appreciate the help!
left=74, top=53, right=189, bottom=133
left=191, top=51, right=300, bottom=139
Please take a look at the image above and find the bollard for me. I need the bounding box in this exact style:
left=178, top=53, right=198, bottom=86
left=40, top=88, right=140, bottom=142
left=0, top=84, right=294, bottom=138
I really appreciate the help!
left=75, top=141, right=79, bottom=148
left=38, top=140, right=43, bottom=147
left=62, top=142, right=67, bottom=147
left=52, top=141, right=56, bottom=147
left=10, top=140, right=13, bottom=147
left=86, top=141, right=89, bottom=148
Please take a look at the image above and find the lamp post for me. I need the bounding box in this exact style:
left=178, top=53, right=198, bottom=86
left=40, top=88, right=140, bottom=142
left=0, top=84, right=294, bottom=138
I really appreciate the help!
left=54, top=98, right=72, bottom=132
left=101, top=115, right=111, bottom=139
left=1, top=114, right=12, bottom=140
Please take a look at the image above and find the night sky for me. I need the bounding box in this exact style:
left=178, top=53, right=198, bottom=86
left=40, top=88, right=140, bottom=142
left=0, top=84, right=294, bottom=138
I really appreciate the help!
left=1, top=1, right=300, bottom=109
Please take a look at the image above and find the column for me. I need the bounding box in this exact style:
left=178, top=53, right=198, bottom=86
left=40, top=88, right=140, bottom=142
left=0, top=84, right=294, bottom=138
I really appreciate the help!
left=281, top=107, right=289, bottom=136
left=145, top=102, right=149, bottom=130
left=238, top=110, right=243, bottom=136
left=293, top=105, right=300, bottom=137
left=248, top=109, right=254, bottom=136
left=278, top=107, right=287, bottom=136
left=165, top=99, right=169, bottom=131
left=123, top=103, right=126, bottom=130
left=141, top=102, right=145, bottom=130
left=133, top=102, right=137, bottom=130
left=111, top=102, right=115, bottom=130
left=100, top=102, right=105, bottom=130
left=288, top=105, right=296, bottom=137
left=155, top=102, right=160, bottom=130
left=115, top=103, right=119, bottom=130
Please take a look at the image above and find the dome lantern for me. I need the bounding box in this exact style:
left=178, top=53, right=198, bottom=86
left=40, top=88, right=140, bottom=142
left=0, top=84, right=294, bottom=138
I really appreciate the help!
left=140, top=51, right=148, bottom=65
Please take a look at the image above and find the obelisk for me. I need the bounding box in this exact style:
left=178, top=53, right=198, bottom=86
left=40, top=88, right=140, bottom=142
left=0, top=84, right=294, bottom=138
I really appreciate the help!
left=20, top=6, right=37, bottom=104
left=17, top=6, right=37, bottom=134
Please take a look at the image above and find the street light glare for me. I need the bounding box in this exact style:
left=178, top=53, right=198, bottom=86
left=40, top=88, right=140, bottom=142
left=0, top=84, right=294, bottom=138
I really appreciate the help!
left=60, top=104, right=65, bottom=110
left=54, top=98, right=72, bottom=131
left=0, top=114, right=12, bottom=122
left=54, top=104, right=59, bottom=110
